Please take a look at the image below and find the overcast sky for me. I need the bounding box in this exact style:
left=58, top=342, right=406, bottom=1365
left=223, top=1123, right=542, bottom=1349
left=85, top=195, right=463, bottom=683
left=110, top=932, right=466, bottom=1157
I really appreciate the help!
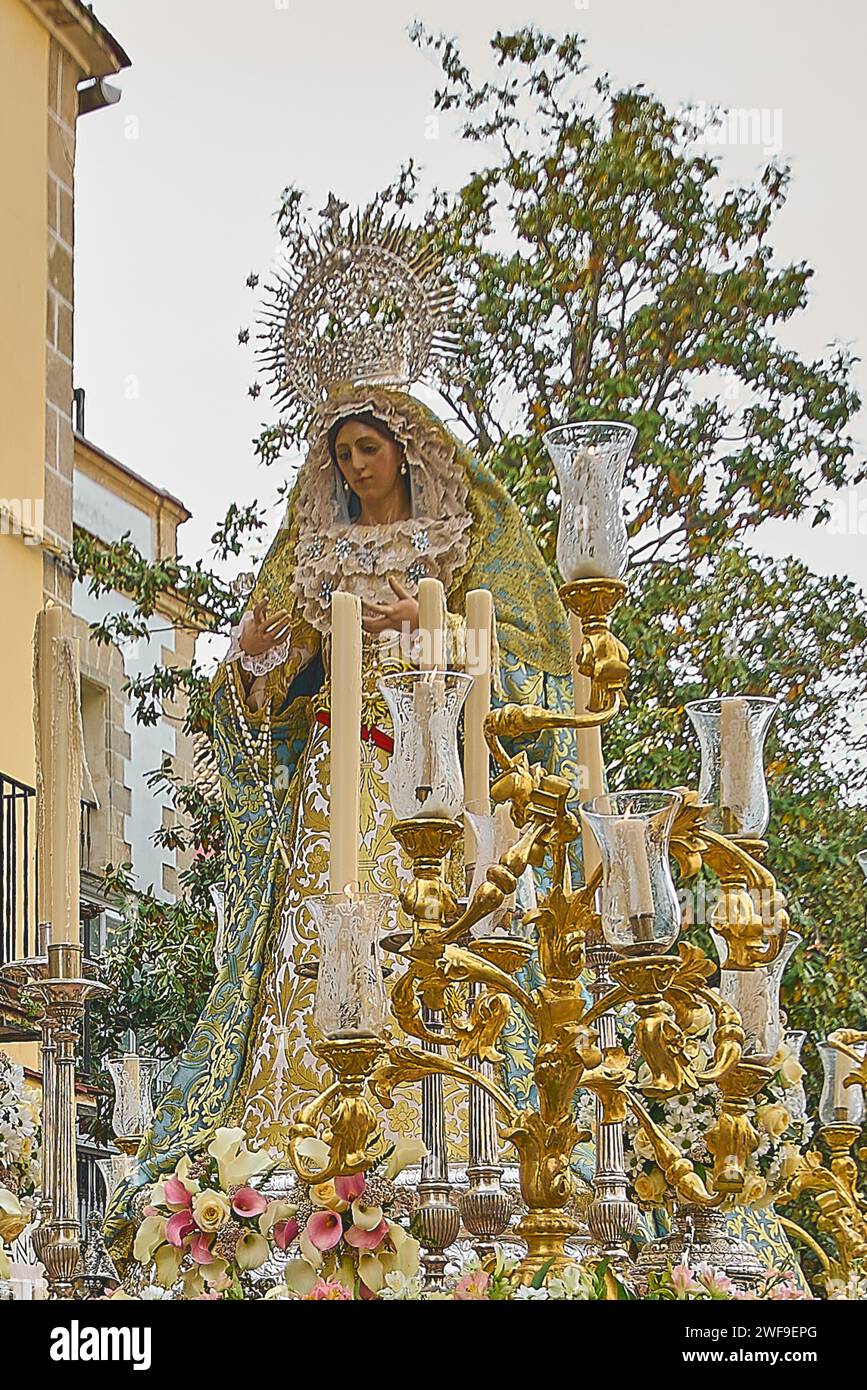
left=74, top=0, right=867, bottom=596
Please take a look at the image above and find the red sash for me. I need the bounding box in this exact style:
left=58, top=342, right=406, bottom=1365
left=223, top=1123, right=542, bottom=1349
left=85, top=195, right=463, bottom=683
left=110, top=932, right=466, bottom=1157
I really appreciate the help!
left=314, top=709, right=394, bottom=754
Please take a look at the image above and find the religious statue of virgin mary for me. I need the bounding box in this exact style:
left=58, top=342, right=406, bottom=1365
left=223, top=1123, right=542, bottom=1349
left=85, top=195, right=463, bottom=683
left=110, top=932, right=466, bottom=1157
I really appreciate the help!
left=104, top=198, right=802, bottom=1284
left=104, top=201, right=580, bottom=1254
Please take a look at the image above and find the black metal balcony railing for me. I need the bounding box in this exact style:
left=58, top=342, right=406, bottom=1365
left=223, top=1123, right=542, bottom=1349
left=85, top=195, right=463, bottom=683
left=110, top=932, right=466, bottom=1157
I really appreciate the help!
left=1, top=777, right=98, bottom=967
left=0, top=773, right=37, bottom=966
left=80, top=798, right=95, bottom=873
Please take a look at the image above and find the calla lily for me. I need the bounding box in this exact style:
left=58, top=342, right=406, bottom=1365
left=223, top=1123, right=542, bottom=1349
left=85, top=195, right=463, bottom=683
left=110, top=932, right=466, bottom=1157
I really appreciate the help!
left=344, top=1218, right=388, bottom=1250
left=165, top=1210, right=196, bottom=1247
left=164, top=1175, right=193, bottom=1210
left=200, top=1258, right=230, bottom=1289
left=175, top=1153, right=200, bottom=1191
left=206, top=1127, right=274, bottom=1189
left=153, top=1242, right=184, bottom=1288
left=285, top=1258, right=319, bottom=1296
left=236, top=1230, right=270, bottom=1270
left=350, top=1199, right=384, bottom=1232
left=306, top=1210, right=344, bottom=1252
left=231, top=1186, right=268, bottom=1218
left=182, top=1266, right=205, bottom=1299
left=383, top=1139, right=427, bottom=1181
left=272, top=1219, right=298, bottom=1251
left=294, top=1136, right=331, bottom=1177
left=0, top=1187, right=31, bottom=1244
left=328, top=1252, right=357, bottom=1294
left=334, top=1173, right=366, bottom=1203
left=259, top=1199, right=295, bottom=1237
left=188, top=1231, right=216, bottom=1265
left=386, top=1222, right=421, bottom=1278
left=358, top=1252, right=386, bottom=1293
left=298, top=1229, right=323, bottom=1268
left=133, top=1214, right=167, bottom=1264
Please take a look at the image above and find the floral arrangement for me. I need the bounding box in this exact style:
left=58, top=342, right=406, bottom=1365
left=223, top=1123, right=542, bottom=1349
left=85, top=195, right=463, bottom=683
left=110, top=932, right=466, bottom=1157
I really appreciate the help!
left=604, top=1031, right=812, bottom=1210
left=0, top=1052, right=41, bottom=1281
left=376, top=1248, right=812, bottom=1302
left=272, top=1137, right=425, bottom=1300
left=132, top=1127, right=283, bottom=1297
left=0, top=1051, right=41, bottom=1199
left=128, top=1129, right=426, bottom=1300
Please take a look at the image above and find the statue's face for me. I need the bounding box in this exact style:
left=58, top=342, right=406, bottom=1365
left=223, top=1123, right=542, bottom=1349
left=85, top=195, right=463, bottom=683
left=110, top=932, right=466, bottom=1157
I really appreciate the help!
left=333, top=419, right=405, bottom=508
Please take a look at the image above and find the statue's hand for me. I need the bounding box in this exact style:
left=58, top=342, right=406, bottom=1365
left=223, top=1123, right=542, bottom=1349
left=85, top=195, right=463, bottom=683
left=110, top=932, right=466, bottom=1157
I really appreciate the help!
left=239, top=600, right=292, bottom=657
left=361, top=576, right=419, bottom=636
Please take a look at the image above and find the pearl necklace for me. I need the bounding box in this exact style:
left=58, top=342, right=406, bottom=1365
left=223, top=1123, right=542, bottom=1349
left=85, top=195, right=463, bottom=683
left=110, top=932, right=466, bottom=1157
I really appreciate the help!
left=226, top=662, right=291, bottom=868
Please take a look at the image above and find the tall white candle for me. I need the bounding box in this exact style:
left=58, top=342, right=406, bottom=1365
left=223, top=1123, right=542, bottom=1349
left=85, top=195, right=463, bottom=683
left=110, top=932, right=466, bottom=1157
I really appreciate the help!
left=47, top=629, right=82, bottom=944
left=605, top=814, right=654, bottom=919
left=720, top=697, right=752, bottom=825
left=329, top=591, right=362, bottom=893
left=417, top=576, right=447, bottom=672
left=570, top=611, right=605, bottom=879
left=464, top=589, right=493, bottom=857
left=834, top=1047, right=854, bottom=1118
left=415, top=579, right=452, bottom=818
left=35, top=604, right=62, bottom=929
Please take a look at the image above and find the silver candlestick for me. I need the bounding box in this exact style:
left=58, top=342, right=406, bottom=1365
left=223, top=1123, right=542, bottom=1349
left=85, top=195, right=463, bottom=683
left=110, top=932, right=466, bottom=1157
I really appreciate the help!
left=413, top=1004, right=461, bottom=1288
left=459, top=984, right=514, bottom=1255
left=585, top=936, right=638, bottom=1271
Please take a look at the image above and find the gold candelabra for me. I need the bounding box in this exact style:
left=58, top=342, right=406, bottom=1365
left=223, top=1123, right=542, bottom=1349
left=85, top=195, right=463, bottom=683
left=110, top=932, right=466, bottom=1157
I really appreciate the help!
left=286, top=574, right=835, bottom=1284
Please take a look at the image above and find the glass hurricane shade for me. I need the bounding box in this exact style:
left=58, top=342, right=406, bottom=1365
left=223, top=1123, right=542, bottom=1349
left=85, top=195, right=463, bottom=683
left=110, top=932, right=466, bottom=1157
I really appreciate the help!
left=783, top=1030, right=809, bottom=1122
left=685, top=696, right=778, bottom=837
left=309, top=891, right=391, bottom=1040
left=581, top=790, right=682, bottom=956
left=710, top=929, right=802, bottom=1066
left=378, top=669, right=473, bottom=821
left=818, top=1037, right=867, bottom=1127
left=105, top=1054, right=159, bottom=1140
left=464, top=802, right=521, bottom=936
left=543, top=421, right=637, bottom=582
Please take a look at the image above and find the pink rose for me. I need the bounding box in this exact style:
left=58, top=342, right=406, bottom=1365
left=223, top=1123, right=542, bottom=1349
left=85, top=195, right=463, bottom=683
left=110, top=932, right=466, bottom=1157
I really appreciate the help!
left=231, top=1186, right=268, bottom=1218
left=344, top=1219, right=388, bottom=1251
left=272, top=1219, right=298, bottom=1251
left=165, top=1210, right=196, bottom=1247
left=305, top=1210, right=344, bottom=1252
left=334, top=1174, right=366, bottom=1203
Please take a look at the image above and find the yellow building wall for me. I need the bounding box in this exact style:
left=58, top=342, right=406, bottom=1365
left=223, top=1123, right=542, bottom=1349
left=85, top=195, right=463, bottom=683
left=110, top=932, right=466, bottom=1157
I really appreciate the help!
left=0, top=0, right=48, bottom=788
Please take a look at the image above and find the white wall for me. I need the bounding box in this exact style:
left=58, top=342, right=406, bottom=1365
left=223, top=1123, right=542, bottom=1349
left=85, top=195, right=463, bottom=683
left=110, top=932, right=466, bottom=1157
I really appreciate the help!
left=73, top=471, right=177, bottom=900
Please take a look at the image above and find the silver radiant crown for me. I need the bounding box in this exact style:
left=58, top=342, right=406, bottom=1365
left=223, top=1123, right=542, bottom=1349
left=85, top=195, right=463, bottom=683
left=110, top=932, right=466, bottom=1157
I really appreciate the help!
left=256, top=194, right=460, bottom=412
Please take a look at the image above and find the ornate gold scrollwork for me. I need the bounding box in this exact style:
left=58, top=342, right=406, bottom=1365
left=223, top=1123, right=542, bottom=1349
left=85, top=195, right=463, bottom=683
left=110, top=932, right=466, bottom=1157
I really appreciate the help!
left=627, top=1092, right=723, bottom=1207
left=559, top=576, right=630, bottom=713
left=705, top=1061, right=771, bottom=1194
left=669, top=790, right=789, bottom=970
left=779, top=1126, right=867, bottom=1276
left=286, top=1038, right=390, bottom=1182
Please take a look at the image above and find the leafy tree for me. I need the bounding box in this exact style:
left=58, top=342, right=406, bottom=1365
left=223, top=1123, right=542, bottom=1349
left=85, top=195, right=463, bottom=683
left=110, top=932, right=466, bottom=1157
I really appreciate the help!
left=410, top=25, right=863, bottom=568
